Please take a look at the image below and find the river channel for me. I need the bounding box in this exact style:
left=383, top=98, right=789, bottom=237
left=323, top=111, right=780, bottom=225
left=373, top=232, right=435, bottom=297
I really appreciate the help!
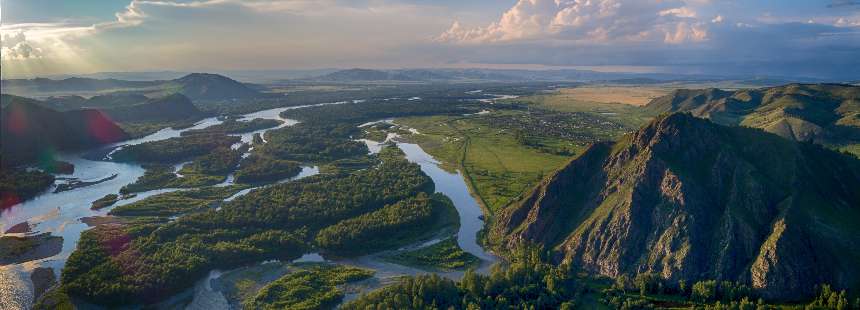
left=0, top=99, right=499, bottom=309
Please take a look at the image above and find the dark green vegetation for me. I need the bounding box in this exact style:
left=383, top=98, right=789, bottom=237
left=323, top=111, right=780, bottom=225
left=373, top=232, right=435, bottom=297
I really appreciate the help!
left=120, top=165, right=178, bottom=193
left=0, top=168, right=54, bottom=208
left=492, top=113, right=860, bottom=300
left=382, top=237, right=480, bottom=271
left=119, top=145, right=244, bottom=193
left=315, top=193, right=456, bottom=255
left=257, top=123, right=367, bottom=162
left=90, top=194, right=119, bottom=210
left=118, top=118, right=201, bottom=138
left=1, top=94, right=129, bottom=166
left=347, top=246, right=860, bottom=309
left=180, top=146, right=244, bottom=175
left=598, top=273, right=860, bottom=309
left=234, top=155, right=302, bottom=184
left=343, top=247, right=585, bottom=309
left=109, top=186, right=248, bottom=217
left=59, top=145, right=443, bottom=305
left=645, top=84, right=860, bottom=156
left=41, top=160, right=75, bottom=174
left=181, top=118, right=282, bottom=136
left=111, top=133, right=240, bottom=163
left=246, top=265, right=374, bottom=310
left=0, top=233, right=63, bottom=265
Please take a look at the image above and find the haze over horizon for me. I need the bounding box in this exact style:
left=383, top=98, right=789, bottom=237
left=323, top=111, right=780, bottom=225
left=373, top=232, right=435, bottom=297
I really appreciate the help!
left=2, top=0, right=860, bottom=80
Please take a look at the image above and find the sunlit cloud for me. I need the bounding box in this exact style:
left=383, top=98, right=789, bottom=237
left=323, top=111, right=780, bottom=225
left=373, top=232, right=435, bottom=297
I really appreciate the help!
left=436, top=0, right=707, bottom=44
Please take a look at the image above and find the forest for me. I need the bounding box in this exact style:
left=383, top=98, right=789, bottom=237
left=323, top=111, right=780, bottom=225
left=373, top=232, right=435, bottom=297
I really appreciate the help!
left=233, top=154, right=302, bottom=184
left=257, top=123, right=368, bottom=162
left=56, top=146, right=439, bottom=306
left=0, top=168, right=54, bottom=208
left=315, top=192, right=449, bottom=255
left=111, top=133, right=240, bottom=163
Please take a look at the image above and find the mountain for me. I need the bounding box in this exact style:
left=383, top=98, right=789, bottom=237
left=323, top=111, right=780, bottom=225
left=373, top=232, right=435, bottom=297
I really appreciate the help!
left=2, top=73, right=261, bottom=101
left=169, top=73, right=260, bottom=100
left=1, top=95, right=129, bottom=166
left=2, top=78, right=160, bottom=97
left=644, top=84, right=860, bottom=144
left=100, top=94, right=201, bottom=123
left=45, top=93, right=150, bottom=111
left=491, top=113, right=860, bottom=300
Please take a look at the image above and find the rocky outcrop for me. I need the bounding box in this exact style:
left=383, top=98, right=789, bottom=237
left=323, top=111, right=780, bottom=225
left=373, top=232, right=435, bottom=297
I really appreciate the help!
left=492, top=113, right=860, bottom=300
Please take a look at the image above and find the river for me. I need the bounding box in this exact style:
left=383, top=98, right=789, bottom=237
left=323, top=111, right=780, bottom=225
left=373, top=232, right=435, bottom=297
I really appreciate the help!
left=0, top=99, right=499, bottom=309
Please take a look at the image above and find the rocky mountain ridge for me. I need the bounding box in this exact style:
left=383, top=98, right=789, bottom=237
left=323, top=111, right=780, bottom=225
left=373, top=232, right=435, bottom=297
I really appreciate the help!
left=492, top=113, right=860, bottom=300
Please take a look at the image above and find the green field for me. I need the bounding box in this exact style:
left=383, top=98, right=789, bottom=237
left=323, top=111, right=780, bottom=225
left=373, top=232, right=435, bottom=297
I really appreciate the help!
left=397, top=114, right=573, bottom=214
left=510, top=89, right=656, bottom=127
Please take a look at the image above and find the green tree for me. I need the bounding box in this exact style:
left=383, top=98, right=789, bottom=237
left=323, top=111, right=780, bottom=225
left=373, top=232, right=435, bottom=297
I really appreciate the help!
left=692, top=280, right=717, bottom=302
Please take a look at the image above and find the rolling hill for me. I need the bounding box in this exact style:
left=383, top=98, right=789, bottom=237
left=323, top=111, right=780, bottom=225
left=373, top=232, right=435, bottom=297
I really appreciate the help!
left=2, top=73, right=261, bottom=101
left=100, top=93, right=202, bottom=122
left=167, top=73, right=260, bottom=100
left=1, top=95, right=129, bottom=166
left=644, top=84, right=860, bottom=145
left=491, top=113, right=860, bottom=300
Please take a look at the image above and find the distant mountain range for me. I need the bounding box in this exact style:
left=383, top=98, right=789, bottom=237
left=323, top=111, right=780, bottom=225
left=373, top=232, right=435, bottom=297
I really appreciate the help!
left=492, top=113, right=860, bottom=300
left=2, top=73, right=261, bottom=101
left=644, top=84, right=860, bottom=145
left=1, top=95, right=129, bottom=166
left=302, top=68, right=835, bottom=84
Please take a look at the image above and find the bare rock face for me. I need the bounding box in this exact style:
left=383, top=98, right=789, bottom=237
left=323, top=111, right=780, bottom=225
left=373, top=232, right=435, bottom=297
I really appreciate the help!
left=492, top=113, right=860, bottom=301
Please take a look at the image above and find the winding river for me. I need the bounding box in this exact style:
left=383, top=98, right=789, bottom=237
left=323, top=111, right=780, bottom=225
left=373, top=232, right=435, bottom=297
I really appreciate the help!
left=0, top=99, right=498, bottom=309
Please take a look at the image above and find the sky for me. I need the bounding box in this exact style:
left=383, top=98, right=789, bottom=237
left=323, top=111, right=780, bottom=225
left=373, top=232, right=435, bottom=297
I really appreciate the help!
left=1, top=0, right=859, bottom=79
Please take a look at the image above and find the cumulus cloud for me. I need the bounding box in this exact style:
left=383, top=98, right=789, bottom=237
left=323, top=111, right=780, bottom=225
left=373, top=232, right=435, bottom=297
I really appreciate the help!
left=835, top=17, right=860, bottom=26
left=437, top=0, right=707, bottom=44
left=1, top=32, right=44, bottom=59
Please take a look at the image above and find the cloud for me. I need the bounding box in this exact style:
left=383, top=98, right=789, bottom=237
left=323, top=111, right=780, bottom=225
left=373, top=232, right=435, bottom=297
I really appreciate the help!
left=1, top=32, right=43, bottom=59
left=437, top=0, right=707, bottom=44
left=835, top=17, right=860, bottom=26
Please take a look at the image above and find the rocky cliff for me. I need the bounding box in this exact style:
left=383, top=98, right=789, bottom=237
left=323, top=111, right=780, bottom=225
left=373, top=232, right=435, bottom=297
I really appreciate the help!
left=492, top=113, right=860, bottom=300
